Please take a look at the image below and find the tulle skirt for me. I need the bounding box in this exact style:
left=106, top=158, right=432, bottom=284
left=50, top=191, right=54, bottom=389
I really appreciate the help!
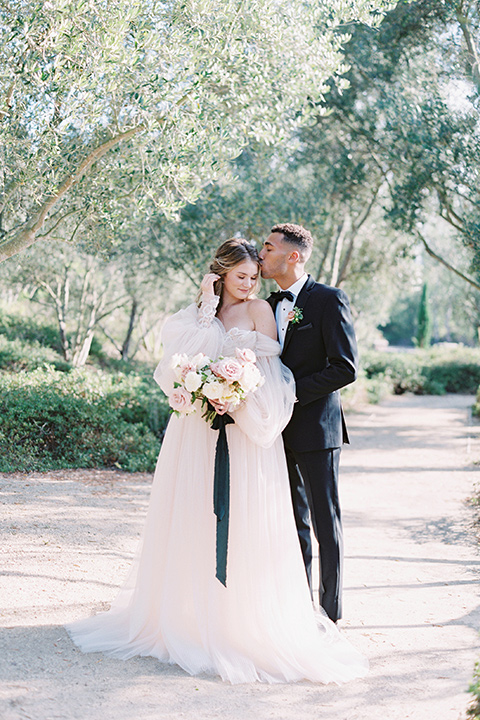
left=67, top=412, right=368, bottom=684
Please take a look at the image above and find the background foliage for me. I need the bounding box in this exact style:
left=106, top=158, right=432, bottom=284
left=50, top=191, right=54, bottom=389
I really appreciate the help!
left=0, top=0, right=395, bottom=261
left=1, top=0, right=480, bottom=474
left=0, top=359, right=169, bottom=472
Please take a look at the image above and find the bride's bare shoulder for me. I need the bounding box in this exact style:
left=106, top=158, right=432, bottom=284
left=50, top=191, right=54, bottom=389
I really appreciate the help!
left=246, top=297, right=273, bottom=317
left=246, top=298, right=277, bottom=338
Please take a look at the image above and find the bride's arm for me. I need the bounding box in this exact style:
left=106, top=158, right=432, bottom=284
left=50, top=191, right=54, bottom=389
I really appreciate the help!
left=153, top=279, right=223, bottom=395
left=232, top=349, right=295, bottom=447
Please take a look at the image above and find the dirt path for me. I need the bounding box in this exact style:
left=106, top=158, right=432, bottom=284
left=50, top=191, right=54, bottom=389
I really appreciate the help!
left=1, top=394, right=479, bottom=720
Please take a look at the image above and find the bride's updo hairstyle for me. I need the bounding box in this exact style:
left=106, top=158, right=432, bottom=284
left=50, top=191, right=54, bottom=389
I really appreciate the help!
left=206, top=238, right=261, bottom=307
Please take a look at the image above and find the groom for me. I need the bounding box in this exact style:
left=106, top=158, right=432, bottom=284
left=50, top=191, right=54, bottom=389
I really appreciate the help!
left=259, top=223, right=358, bottom=623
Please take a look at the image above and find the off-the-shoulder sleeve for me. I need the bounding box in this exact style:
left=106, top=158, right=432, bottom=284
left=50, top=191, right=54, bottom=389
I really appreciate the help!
left=232, top=334, right=296, bottom=448
left=153, top=302, right=224, bottom=396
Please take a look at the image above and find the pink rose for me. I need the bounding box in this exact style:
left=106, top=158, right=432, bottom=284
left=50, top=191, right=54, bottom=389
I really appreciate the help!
left=180, top=362, right=197, bottom=380
left=235, top=347, right=256, bottom=364
left=210, top=357, right=244, bottom=382
left=169, top=387, right=194, bottom=415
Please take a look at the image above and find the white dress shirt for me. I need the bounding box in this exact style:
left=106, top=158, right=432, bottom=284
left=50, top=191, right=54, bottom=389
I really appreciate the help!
left=275, top=273, right=308, bottom=349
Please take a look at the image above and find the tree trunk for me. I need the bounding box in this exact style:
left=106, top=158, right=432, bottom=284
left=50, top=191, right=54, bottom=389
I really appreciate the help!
left=456, top=4, right=480, bottom=93
left=72, top=285, right=100, bottom=367
left=74, top=330, right=95, bottom=368
left=39, top=273, right=71, bottom=362
left=329, top=215, right=348, bottom=287
left=121, top=299, right=138, bottom=361
left=57, top=271, right=71, bottom=362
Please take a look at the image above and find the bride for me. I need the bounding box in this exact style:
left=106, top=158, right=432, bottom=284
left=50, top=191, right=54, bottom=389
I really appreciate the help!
left=67, top=238, right=368, bottom=684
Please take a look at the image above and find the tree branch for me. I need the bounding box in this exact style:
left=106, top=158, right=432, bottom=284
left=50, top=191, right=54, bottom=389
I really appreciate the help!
left=98, top=323, right=123, bottom=355
left=417, top=230, right=480, bottom=291
left=0, top=123, right=146, bottom=262
left=337, top=184, right=382, bottom=284
left=36, top=206, right=85, bottom=238
left=0, top=80, right=14, bottom=119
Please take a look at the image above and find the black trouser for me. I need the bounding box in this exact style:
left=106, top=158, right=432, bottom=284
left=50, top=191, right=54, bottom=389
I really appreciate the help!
left=285, top=445, right=343, bottom=622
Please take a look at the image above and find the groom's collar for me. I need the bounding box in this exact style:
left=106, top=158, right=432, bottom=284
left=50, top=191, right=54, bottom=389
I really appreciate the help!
left=284, top=273, right=308, bottom=299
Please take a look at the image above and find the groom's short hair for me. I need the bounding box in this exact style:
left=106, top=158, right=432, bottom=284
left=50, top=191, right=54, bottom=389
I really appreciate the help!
left=271, top=223, right=313, bottom=261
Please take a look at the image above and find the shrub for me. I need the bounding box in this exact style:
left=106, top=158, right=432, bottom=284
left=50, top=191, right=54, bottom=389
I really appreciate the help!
left=341, top=371, right=391, bottom=410
left=422, top=362, right=480, bottom=394
left=0, top=309, right=106, bottom=367
left=468, top=661, right=480, bottom=719
left=0, top=366, right=171, bottom=472
left=361, top=346, right=480, bottom=397
left=474, top=387, right=480, bottom=417
left=0, top=335, right=70, bottom=372
left=0, top=310, right=61, bottom=351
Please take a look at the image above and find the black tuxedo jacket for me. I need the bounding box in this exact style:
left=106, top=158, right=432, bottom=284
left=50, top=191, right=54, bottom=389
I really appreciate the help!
left=269, top=275, right=358, bottom=453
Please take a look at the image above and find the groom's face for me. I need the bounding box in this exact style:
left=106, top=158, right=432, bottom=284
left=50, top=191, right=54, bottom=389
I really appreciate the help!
left=259, top=233, right=290, bottom=281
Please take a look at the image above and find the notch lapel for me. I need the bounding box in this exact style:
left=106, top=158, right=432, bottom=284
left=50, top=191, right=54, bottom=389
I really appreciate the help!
left=281, top=275, right=315, bottom=357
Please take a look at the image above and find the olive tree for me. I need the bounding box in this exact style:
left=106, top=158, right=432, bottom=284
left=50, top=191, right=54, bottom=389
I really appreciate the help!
left=0, top=0, right=397, bottom=263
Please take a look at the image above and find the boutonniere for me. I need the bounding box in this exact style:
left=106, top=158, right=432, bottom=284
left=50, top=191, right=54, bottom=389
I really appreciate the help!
left=287, top=306, right=303, bottom=324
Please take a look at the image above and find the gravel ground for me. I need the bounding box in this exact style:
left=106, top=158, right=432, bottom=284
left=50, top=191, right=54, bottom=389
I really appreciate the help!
left=1, top=394, right=479, bottom=720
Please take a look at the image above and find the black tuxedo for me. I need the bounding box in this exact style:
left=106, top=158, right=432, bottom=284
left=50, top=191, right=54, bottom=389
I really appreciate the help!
left=268, top=275, right=358, bottom=622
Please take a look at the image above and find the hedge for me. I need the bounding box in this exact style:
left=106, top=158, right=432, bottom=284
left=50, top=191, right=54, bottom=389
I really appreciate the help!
left=0, top=366, right=171, bottom=472
left=361, top=346, right=480, bottom=397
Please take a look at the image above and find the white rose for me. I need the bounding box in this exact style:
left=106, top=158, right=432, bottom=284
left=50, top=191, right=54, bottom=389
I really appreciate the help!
left=202, top=380, right=226, bottom=401
left=184, top=371, right=203, bottom=393
left=240, top=363, right=263, bottom=393
left=170, top=353, right=187, bottom=368
left=170, top=353, right=188, bottom=381
left=191, top=352, right=210, bottom=369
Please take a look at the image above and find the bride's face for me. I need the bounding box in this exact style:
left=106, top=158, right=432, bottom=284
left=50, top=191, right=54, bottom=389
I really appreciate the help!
left=222, top=260, right=259, bottom=301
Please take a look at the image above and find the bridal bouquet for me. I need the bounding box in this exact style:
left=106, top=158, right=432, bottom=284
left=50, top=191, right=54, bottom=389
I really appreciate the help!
left=168, top=348, right=264, bottom=422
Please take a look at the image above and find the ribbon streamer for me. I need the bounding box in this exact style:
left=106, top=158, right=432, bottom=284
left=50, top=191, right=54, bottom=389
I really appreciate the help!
left=211, top=411, right=235, bottom=587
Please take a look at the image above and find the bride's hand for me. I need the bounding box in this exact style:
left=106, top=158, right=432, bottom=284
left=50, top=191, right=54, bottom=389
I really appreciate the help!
left=200, top=273, right=221, bottom=296
left=209, top=399, right=231, bottom=415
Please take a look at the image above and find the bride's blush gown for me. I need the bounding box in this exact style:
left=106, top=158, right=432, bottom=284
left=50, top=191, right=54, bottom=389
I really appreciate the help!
left=66, top=302, right=368, bottom=684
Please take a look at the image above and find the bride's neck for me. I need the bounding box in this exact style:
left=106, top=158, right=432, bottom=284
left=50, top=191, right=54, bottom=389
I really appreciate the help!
left=220, top=293, right=246, bottom=311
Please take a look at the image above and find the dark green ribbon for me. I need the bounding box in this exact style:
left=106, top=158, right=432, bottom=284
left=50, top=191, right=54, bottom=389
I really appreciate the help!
left=211, top=411, right=235, bottom=587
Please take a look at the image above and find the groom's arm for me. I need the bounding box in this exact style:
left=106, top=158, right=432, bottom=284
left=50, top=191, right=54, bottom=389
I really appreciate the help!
left=294, top=289, right=358, bottom=406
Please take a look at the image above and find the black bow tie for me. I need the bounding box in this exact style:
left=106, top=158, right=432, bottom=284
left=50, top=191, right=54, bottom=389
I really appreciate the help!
left=268, top=290, right=294, bottom=304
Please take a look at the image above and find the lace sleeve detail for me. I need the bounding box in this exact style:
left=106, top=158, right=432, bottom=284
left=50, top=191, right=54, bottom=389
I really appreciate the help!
left=197, top=293, right=220, bottom=328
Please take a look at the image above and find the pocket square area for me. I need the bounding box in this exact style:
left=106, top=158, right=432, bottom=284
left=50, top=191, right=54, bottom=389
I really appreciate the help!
left=297, top=322, right=313, bottom=331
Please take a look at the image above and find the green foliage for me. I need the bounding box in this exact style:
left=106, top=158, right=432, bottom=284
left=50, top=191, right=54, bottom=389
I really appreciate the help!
left=149, top=0, right=480, bottom=348
left=0, top=306, right=109, bottom=370
left=0, top=310, right=61, bottom=351
left=0, top=309, right=71, bottom=371
left=341, top=370, right=392, bottom=409
left=0, top=0, right=395, bottom=262
left=362, top=346, right=480, bottom=396
left=0, top=335, right=70, bottom=372
left=0, top=366, right=170, bottom=472
left=379, top=293, right=419, bottom=347
left=467, top=661, right=480, bottom=719
left=473, top=386, right=480, bottom=418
